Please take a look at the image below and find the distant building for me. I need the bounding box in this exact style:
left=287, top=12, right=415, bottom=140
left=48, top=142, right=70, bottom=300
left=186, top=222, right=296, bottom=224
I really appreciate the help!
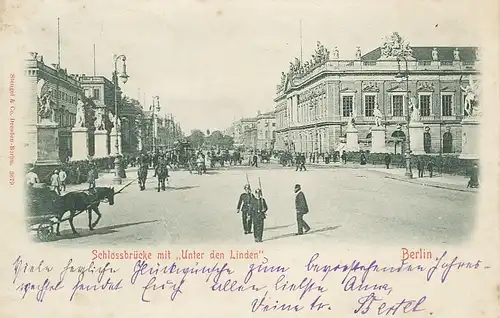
left=255, top=111, right=276, bottom=151
left=274, top=33, right=480, bottom=155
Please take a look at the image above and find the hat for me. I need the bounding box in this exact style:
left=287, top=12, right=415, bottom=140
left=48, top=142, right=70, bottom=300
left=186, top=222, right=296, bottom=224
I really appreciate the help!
left=244, top=184, right=251, bottom=190
left=255, top=189, right=262, bottom=195
left=294, top=184, right=301, bottom=190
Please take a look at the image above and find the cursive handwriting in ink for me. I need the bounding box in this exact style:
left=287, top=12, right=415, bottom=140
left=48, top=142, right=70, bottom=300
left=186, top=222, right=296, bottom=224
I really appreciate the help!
left=12, top=256, right=53, bottom=284
left=16, top=278, right=63, bottom=302
left=354, top=293, right=426, bottom=315
left=211, top=269, right=266, bottom=292
left=243, top=257, right=289, bottom=284
left=60, top=259, right=118, bottom=283
left=274, top=274, right=327, bottom=300
left=140, top=276, right=185, bottom=302
left=426, top=251, right=482, bottom=283
left=250, top=291, right=304, bottom=313
left=69, top=277, right=123, bottom=302
left=342, top=273, right=393, bottom=295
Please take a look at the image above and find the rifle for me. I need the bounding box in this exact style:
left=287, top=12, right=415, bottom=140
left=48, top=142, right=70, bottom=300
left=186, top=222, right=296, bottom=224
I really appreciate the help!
left=245, top=173, right=251, bottom=190
left=258, top=177, right=263, bottom=195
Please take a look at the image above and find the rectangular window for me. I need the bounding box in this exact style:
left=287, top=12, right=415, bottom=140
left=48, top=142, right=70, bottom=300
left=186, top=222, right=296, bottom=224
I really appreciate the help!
left=93, top=88, right=100, bottom=99
left=364, top=95, right=376, bottom=117
left=342, top=95, right=354, bottom=117
left=392, top=95, right=404, bottom=116
left=441, top=94, right=453, bottom=116
left=419, top=94, right=431, bottom=116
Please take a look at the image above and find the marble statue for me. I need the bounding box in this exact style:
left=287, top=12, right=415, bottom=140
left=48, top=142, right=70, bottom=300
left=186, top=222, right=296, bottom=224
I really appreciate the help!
left=333, top=47, right=339, bottom=59
left=355, top=47, right=361, bottom=59
left=381, top=32, right=413, bottom=58
left=460, top=75, right=480, bottom=117
left=347, top=111, right=356, bottom=129
left=410, top=104, right=421, bottom=123
left=432, top=48, right=438, bottom=61
left=453, top=48, right=460, bottom=61
left=373, top=103, right=383, bottom=127
left=94, top=109, right=105, bottom=130
left=38, top=88, right=55, bottom=122
left=74, top=99, right=86, bottom=128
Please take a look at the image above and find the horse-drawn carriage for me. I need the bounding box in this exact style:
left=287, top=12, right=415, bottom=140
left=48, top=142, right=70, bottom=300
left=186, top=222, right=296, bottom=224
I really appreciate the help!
left=26, top=184, right=115, bottom=241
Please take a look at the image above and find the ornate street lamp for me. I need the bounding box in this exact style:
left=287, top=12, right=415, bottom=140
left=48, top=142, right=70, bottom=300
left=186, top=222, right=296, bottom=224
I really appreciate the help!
left=151, top=96, right=161, bottom=153
left=395, top=56, right=413, bottom=178
left=113, top=54, right=129, bottom=185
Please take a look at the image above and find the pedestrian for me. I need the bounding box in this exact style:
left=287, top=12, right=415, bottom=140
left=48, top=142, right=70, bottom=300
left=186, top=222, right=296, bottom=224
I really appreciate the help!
left=467, top=163, right=479, bottom=188
left=237, top=184, right=254, bottom=234
left=360, top=151, right=367, bottom=165
left=384, top=153, right=391, bottom=169
left=417, top=157, right=424, bottom=178
left=50, top=169, right=61, bottom=195
left=251, top=152, right=258, bottom=167
left=75, top=165, right=81, bottom=184
left=58, top=168, right=67, bottom=192
left=251, top=188, right=268, bottom=243
left=341, top=150, right=347, bottom=164
left=25, top=167, right=40, bottom=187
left=294, top=184, right=311, bottom=235
left=427, top=159, right=435, bottom=178
left=87, top=164, right=96, bottom=190
left=295, top=153, right=301, bottom=171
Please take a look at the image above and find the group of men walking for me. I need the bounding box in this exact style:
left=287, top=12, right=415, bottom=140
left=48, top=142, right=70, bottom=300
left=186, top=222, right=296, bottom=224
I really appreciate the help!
left=236, top=183, right=311, bottom=243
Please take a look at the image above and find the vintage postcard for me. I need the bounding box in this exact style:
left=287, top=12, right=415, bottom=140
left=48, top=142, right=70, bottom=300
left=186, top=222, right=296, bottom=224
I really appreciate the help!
left=0, top=0, right=499, bottom=316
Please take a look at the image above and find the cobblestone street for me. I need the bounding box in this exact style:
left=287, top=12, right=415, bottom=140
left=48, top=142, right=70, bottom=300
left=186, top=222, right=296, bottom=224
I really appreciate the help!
left=46, top=164, right=476, bottom=247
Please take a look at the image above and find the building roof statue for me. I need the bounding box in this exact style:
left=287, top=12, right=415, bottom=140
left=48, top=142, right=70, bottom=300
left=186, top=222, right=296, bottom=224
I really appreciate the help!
left=432, top=48, right=438, bottom=61
left=380, top=32, right=413, bottom=59
left=355, top=47, right=362, bottom=59
left=332, top=47, right=339, bottom=59
left=453, top=48, right=460, bottom=61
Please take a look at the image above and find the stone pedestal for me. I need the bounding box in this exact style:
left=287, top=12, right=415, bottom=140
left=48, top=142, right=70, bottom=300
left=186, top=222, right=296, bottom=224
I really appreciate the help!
left=35, top=121, right=61, bottom=182
left=345, top=127, right=359, bottom=152
left=409, top=122, right=425, bottom=154
left=459, top=117, right=480, bottom=160
left=371, top=126, right=387, bottom=153
left=71, top=127, right=88, bottom=160
left=110, top=129, right=122, bottom=156
left=94, top=130, right=109, bottom=158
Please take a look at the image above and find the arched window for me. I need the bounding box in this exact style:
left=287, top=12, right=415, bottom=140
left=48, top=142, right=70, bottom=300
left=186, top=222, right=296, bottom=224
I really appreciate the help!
left=424, top=132, right=431, bottom=153
left=443, top=132, right=453, bottom=153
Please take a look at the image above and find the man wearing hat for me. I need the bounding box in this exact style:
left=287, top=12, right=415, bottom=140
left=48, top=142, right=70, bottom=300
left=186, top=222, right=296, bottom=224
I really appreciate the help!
left=236, top=184, right=255, bottom=234
left=294, top=184, right=311, bottom=235
left=25, top=166, right=40, bottom=187
left=251, top=188, right=268, bottom=243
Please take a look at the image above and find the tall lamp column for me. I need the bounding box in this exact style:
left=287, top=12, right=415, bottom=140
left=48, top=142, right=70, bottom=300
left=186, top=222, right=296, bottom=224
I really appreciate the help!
left=113, top=54, right=130, bottom=185
left=396, top=56, right=413, bottom=178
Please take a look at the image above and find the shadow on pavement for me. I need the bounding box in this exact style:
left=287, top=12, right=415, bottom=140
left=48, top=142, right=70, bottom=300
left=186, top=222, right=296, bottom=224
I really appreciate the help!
left=265, top=224, right=295, bottom=231
left=263, top=225, right=341, bottom=242
left=168, top=185, right=199, bottom=191
left=41, top=219, right=160, bottom=242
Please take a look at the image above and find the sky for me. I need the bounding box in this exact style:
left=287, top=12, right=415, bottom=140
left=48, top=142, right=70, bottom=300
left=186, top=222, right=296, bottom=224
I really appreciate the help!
left=10, top=0, right=483, bottom=133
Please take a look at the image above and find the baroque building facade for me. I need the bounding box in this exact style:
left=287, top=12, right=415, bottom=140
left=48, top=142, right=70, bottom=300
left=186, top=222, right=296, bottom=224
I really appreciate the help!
left=274, top=33, right=480, bottom=156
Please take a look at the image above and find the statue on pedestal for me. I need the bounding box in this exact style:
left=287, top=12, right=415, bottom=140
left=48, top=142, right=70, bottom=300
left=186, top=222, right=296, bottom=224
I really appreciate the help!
left=74, top=99, right=86, bottom=128
left=109, top=112, right=121, bottom=130
left=94, top=109, right=105, bottom=131
left=38, top=89, right=55, bottom=122
left=373, top=103, right=383, bottom=127
left=410, top=101, right=421, bottom=123
left=347, top=111, right=356, bottom=129
left=460, top=75, right=480, bottom=117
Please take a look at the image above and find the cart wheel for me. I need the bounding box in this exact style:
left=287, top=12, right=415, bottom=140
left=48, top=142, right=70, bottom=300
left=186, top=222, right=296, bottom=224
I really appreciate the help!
left=37, top=223, right=53, bottom=242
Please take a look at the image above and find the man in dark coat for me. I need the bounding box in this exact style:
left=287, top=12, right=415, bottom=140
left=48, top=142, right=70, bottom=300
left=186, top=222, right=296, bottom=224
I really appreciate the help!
left=467, top=163, right=479, bottom=188
left=251, top=189, right=268, bottom=243
left=237, top=184, right=254, bottom=234
left=384, top=153, right=391, bottom=169
left=294, top=184, right=311, bottom=235
left=427, top=159, right=435, bottom=178
left=360, top=151, right=367, bottom=165
left=417, top=157, right=425, bottom=178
